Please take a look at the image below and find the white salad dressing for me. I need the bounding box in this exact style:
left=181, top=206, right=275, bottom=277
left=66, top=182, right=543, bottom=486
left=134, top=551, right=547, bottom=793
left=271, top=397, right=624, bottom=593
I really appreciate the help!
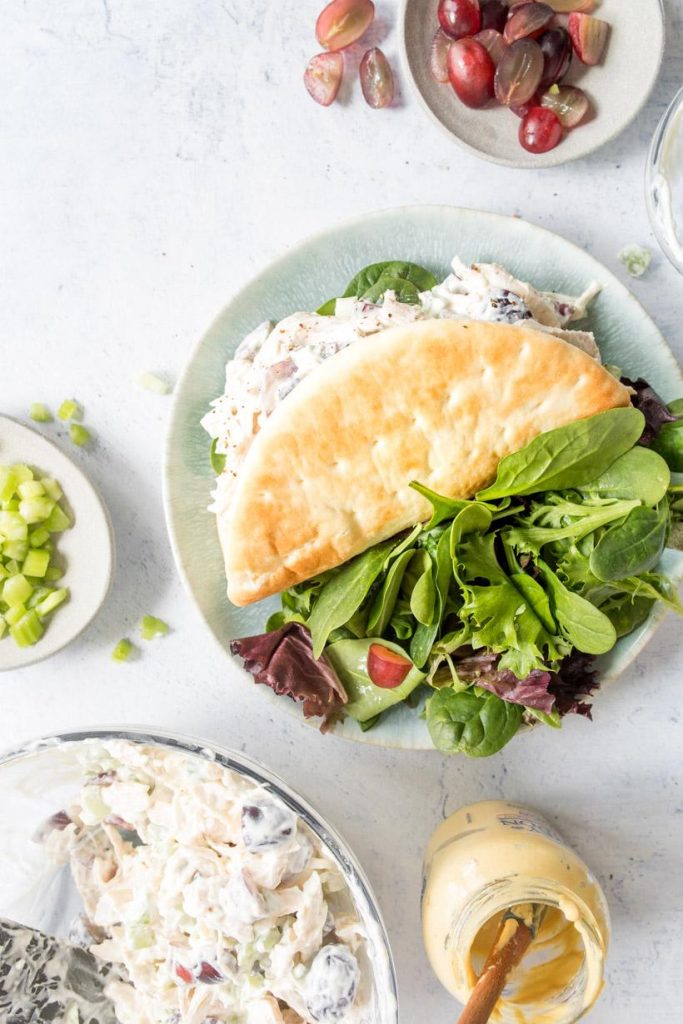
left=201, top=258, right=602, bottom=517
left=43, top=740, right=379, bottom=1024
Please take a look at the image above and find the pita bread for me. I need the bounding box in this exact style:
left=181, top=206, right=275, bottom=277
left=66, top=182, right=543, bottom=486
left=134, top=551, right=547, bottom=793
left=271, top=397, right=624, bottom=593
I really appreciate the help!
left=219, top=318, right=630, bottom=606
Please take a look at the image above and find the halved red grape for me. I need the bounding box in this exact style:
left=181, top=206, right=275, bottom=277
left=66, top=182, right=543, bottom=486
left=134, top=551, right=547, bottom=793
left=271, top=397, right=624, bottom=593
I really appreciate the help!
left=447, top=37, right=495, bottom=107
left=494, top=38, right=543, bottom=107
left=430, top=28, right=452, bottom=83
left=567, top=12, right=609, bottom=66
left=316, top=0, right=375, bottom=51
left=304, top=52, right=344, bottom=106
left=480, top=0, right=507, bottom=31
left=504, top=2, right=554, bottom=43
left=360, top=47, right=394, bottom=108
left=519, top=105, right=562, bottom=152
left=545, top=0, right=595, bottom=11
left=540, top=84, right=590, bottom=127
left=438, top=0, right=482, bottom=40
left=473, top=28, right=508, bottom=66
left=538, top=26, right=572, bottom=87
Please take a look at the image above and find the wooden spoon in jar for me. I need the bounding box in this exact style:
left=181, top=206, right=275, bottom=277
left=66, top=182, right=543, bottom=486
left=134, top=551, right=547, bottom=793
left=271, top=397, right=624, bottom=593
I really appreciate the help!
left=457, top=904, right=546, bottom=1024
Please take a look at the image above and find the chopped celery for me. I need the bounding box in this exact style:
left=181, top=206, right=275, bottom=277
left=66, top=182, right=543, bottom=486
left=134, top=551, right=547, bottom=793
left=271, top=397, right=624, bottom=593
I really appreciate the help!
left=17, top=480, right=45, bottom=499
left=35, top=587, right=68, bottom=617
left=57, top=399, right=83, bottom=422
left=12, top=464, right=33, bottom=483
left=18, top=496, right=54, bottom=524
left=112, top=638, right=135, bottom=662
left=210, top=438, right=227, bottom=474
left=4, top=559, right=19, bottom=576
left=27, top=585, right=52, bottom=609
left=3, top=540, right=29, bottom=562
left=22, top=548, right=50, bottom=578
left=29, top=525, right=50, bottom=548
left=0, top=619, right=5, bottom=639
left=138, top=372, right=172, bottom=395
left=140, top=615, right=169, bottom=640
left=3, top=574, right=33, bottom=608
left=41, top=477, right=62, bottom=501
left=10, top=609, right=44, bottom=647
left=0, top=511, right=28, bottom=540
left=44, top=504, right=71, bottom=532
left=2, top=499, right=19, bottom=512
left=5, top=603, right=27, bottom=626
left=29, top=403, right=53, bottom=423
left=69, top=423, right=91, bottom=447
left=45, top=564, right=65, bottom=581
left=0, top=468, right=17, bottom=503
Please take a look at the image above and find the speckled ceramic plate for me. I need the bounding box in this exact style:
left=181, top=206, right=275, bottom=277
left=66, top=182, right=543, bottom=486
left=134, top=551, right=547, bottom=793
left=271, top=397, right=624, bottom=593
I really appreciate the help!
left=164, top=206, right=683, bottom=750
left=400, top=0, right=664, bottom=169
left=0, top=417, right=114, bottom=671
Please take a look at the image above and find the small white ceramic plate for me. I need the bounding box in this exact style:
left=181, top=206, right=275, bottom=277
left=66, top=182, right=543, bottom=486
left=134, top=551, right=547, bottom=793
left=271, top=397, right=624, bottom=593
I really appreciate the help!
left=164, top=206, right=683, bottom=750
left=400, top=0, right=664, bottom=169
left=0, top=417, right=114, bottom=671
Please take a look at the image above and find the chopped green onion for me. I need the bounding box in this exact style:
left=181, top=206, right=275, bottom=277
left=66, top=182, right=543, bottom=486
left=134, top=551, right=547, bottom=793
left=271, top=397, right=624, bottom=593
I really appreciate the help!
left=29, top=403, right=53, bottom=423
left=35, top=587, right=69, bottom=617
left=57, top=399, right=83, bottom=421
left=137, top=372, right=172, bottom=395
left=69, top=423, right=91, bottom=447
left=139, top=614, right=169, bottom=640
left=22, top=548, right=50, bottom=578
left=112, top=638, right=135, bottom=662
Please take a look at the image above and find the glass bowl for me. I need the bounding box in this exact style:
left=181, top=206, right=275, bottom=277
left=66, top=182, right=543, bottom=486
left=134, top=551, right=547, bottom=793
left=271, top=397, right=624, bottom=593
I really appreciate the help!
left=0, top=727, right=398, bottom=1023
left=647, top=85, right=683, bottom=275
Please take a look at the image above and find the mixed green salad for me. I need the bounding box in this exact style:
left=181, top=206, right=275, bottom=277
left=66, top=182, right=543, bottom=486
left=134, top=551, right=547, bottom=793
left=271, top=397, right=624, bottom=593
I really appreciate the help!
left=229, top=260, right=683, bottom=757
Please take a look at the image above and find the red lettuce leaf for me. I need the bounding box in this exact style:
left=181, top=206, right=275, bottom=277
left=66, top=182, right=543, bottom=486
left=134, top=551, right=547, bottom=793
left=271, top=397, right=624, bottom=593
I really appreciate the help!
left=548, top=651, right=598, bottom=719
left=622, top=377, right=676, bottom=446
left=452, top=649, right=554, bottom=712
left=231, top=623, right=347, bottom=725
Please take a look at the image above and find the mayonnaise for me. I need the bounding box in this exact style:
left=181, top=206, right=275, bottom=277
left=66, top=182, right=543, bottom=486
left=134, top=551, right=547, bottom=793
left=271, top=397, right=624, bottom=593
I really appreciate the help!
left=421, top=801, right=609, bottom=1024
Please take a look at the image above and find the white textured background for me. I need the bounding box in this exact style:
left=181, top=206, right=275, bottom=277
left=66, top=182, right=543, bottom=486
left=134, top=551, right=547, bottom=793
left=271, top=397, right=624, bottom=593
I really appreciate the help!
left=2, top=1, right=683, bottom=1021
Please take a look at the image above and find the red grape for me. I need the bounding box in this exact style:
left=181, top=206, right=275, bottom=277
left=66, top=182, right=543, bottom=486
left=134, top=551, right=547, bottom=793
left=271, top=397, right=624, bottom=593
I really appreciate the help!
left=519, top=106, right=562, bottom=152
left=304, top=52, right=344, bottom=106
left=540, top=84, right=590, bottom=127
left=438, top=0, right=482, bottom=40
left=567, top=12, right=610, bottom=66
left=480, top=0, right=507, bottom=31
left=447, top=37, right=495, bottom=108
left=360, top=47, right=394, bottom=108
left=473, top=29, right=508, bottom=66
left=316, top=0, right=375, bottom=51
left=430, top=28, right=452, bottom=83
left=504, top=2, right=554, bottom=43
left=495, top=38, right=544, bottom=107
left=538, top=27, right=572, bottom=88
left=545, top=0, right=596, bottom=10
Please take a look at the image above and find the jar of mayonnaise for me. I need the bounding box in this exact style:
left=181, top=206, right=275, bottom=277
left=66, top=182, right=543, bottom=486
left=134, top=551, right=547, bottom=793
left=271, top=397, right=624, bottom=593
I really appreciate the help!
left=421, top=801, right=609, bottom=1024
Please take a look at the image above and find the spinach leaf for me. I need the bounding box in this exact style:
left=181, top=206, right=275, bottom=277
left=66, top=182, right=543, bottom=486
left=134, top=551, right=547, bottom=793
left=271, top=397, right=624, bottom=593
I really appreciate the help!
left=343, top=260, right=438, bottom=300
left=308, top=540, right=395, bottom=658
left=504, top=498, right=640, bottom=556
left=317, top=298, right=337, bottom=316
left=367, top=549, right=415, bottom=636
left=599, top=593, right=654, bottom=638
left=209, top=438, right=226, bottom=474
left=609, top=571, right=683, bottom=614
left=410, top=528, right=452, bottom=667
left=386, top=524, right=423, bottom=563
left=425, top=688, right=523, bottom=757
left=325, top=638, right=425, bottom=722
left=589, top=503, right=669, bottom=582
left=362, top=276, right=421, bottom=305
left=580, top=446, right=670, bottom=505
left=410, top=560, right=437, bottom=625
left=410, top=481, right=470, bottom=530
left=538, top=560, right=616, bottom=654
left=477, top=408, right=645, bottom=500
left=653, top=418, right=683, bottom=472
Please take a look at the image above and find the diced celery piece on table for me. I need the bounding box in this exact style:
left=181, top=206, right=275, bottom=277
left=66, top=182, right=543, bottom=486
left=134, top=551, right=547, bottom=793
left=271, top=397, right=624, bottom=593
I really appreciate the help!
left=40, top=477, right=62, bottom=501
left=29, top=525, right=50, bottom=548
left=17, top=480, right=45, bottom=500
left=22, top=548, right=50, bottom=578
left=29, top=403, right=53, bottom=423
left=112, top=638, right=135, bottom=662
left=5, top=603, right=27, bottom=626
left=3, top=540, right=29, bottom=562
left=36, top=587, right=68, bottom=617
left=140, top=614, right=169, bottom=640
left=3, top=573, right=33, bottom=608
left=137, top=372, right=172, bottom=395
left=0, top=467, right=17, bottom=503
left=44, top=504, right=71, bottom=532
left=10, top=609, right=44, bottom=646
left=0, top=511, right=28, bottom=541
left=57, top=399, right=82, bottom=421
left=69, top=423, right=91, bottom=447
left=18, top=497, right=54, bottom=524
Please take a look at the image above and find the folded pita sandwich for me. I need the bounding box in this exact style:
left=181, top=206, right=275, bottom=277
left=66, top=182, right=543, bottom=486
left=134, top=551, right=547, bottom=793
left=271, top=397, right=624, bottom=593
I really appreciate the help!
left=219, top=318, right=630, bottom=606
